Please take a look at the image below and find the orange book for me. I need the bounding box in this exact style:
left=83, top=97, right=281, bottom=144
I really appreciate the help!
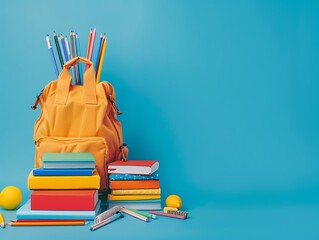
left=109, top=180, right=160, bottom=190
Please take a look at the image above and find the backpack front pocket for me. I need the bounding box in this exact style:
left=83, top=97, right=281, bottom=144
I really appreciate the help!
left=35, top=137, right=109, bottom=192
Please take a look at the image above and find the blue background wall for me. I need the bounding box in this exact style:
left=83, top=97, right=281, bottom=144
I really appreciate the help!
left=1, top=0, right=319, bottom=239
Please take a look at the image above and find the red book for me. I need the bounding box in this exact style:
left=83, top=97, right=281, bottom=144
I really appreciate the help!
left=108, top=160, right=159, bottom=175
left=31, top=190, right=98, bottom=211
left=109, top=180, right=160, bottom=190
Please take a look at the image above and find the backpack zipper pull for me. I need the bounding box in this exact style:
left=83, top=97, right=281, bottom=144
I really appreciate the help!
left=31, top=89, right=44, bottom=110
left=108, top=95, right=122, bottom=115
left=119, top=144, right=128, bottom=161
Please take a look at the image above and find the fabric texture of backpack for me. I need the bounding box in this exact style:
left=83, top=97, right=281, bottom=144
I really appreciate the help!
left=32, top=57, right=128, bottom=192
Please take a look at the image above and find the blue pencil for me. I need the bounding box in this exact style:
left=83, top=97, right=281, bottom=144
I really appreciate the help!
left=58, top=35, right=66, bottom=64
left=64, top=36, right=71, bottom=60
left=61, top=35, right=69, bottom=62
left=95, top=33, right=103, bottom=73
left=75, top=33, right=82, bottom=84
left=45, top=34, right=59, bottom=78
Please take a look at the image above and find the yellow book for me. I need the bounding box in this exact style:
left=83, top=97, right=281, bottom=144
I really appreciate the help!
left=108, top=194, right=161, bottom=201
left=28, top=171, right=100, bottom=190
left=110, top=189, right=161, bottom=195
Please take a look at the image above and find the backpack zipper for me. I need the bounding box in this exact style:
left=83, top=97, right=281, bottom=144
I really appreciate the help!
left=108, top=95, right=122, bottom=115
left=107, top=94, right=127, bottom=160
left=31, top=89, right=44, bottom=110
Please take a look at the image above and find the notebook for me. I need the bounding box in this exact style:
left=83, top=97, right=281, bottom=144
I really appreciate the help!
left=17, top=200, right=101, bottom=220
left=108, top=160, right=159, bottom=175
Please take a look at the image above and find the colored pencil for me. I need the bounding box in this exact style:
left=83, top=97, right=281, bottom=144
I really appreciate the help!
left=96, top=34, right=107, bottom=83
left=125, top=207, right=157, bottom=219
left=60, top=35, right=69, bottom=62
left=85, top=28, right=93, bottom=69
left=86, top=28, right=92, bottom=59
left=95, top=33, right=103, bottom=73
left=64, top=36, right=71, bottom=59
left=0, top=213, right=5, bottom=228
left=75, top=33, right=83, bottom=84
left=45, top=34, right=59, bottom=78
left=58, top=35, right=66, bottom=64
left=8, top=220, right=86, bottom=226
left=53, top=31, right=64, bottom=68
left=70, top=31, right=80, bottom=84
left=88, top=27, right=96, bottom=61
left=121, top=207, right=149, bottom=222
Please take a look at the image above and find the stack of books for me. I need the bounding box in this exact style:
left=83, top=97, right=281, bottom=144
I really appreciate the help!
left=107, top=160, right=161, bottom=210
left=17, top=152, right=101, bottom=220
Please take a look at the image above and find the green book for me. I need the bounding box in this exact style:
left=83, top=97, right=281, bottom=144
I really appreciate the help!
left=42, top=152, right=95, bottom=169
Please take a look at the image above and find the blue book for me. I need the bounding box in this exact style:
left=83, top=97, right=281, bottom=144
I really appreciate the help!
left=16, top=200, right=101, bottom=220
left=32, top=168, right=95, bottom=176
left=109, top=171, right=159, bottom=181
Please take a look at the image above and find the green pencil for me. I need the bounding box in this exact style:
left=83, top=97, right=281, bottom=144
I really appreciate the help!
left=125, top=208, right=157, bottom=219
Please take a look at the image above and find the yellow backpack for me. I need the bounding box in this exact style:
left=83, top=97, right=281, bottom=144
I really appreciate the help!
left=32, top=57, right=128, bottom=192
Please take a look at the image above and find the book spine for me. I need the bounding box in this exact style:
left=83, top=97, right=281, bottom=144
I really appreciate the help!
left=31, top=194, right=95, bottom=211
left=111, top=189, right=161, bottom=195
left=109, top=180, right=160, bottom=190
left=108, top=194, right=161, bottom=201
left=33, top=169, right=93, bottom=176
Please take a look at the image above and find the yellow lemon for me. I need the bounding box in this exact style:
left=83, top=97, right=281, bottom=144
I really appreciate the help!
left=0, top=186, right=23, bottom=210
left=166, top=194, right=182, bottom=209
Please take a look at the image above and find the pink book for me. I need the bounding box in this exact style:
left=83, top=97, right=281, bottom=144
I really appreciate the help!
left=108, top=160, right=159, bottom=175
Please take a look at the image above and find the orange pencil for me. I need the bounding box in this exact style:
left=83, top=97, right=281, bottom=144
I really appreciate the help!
left=88, top=27, right=96, bottom=61
left=8, top=220, right=86, bottom=226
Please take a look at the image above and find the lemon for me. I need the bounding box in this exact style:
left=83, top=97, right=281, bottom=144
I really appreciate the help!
left=166, top=194, right=182, bottom=209
left=0, top=186, right=23, bottom=210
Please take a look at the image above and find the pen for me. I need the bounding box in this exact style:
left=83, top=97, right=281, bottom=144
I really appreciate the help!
left=90, top=212, right=123, bottom=231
